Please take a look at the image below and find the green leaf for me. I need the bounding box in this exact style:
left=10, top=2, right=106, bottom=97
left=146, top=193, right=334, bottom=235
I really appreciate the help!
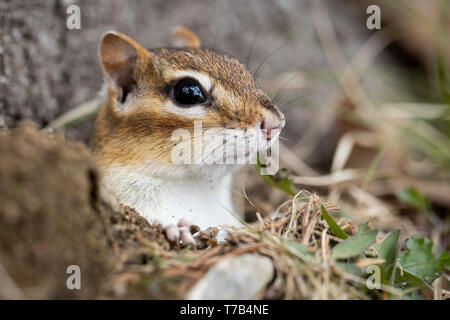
left=332, top=229, right=378, bottom=259
left=373, top=230, right=400, bottom=267
left=256, top=156, right=298, bottom=196
left=320, top=204, right=348, bottom=239
left=439, top=251, right=450, bottom=270
left=398, top=236, right=443, bottom=283
left=335, top=262, right=366, bottom=277
left=373, top=230, right=400, bottom=283
left=435, top=251, right=450, bottom=275
left=396, top=188, right=428, bottom=211
left=357, top=222, right=370, bottom=236
left=261, top=174, right=298, bottom=197
left=284, top=240, right=315, bottom=263
left=402, top=293, right=428, bottom=300
left=395, top=269, right=431, bottom=291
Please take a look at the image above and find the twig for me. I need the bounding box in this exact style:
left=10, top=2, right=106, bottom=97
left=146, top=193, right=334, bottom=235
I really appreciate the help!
left=47, top=97, right=100, bottom=130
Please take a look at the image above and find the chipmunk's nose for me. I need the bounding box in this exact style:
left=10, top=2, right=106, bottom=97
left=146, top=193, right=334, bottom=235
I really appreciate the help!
left=260, top=113, right=285, bottom=141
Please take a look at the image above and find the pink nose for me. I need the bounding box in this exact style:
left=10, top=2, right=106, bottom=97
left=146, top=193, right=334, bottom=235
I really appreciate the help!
left=260, top=117, right=285, bottom=141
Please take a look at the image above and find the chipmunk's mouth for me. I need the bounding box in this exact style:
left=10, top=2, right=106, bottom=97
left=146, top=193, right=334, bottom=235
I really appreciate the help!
left=169, top=124, right=279, bottom=167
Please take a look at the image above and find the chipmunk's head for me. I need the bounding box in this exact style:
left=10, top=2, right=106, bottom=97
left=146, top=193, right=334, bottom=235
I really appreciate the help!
left=93, top=27, right=285, bottom=179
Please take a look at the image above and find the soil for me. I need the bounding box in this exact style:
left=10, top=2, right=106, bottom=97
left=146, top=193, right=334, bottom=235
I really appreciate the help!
left=0, top=124, right=177, bottom=299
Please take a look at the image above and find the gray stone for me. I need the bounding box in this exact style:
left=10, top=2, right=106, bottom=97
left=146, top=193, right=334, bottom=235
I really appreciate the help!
left=186, top=253, right=274, bottom=300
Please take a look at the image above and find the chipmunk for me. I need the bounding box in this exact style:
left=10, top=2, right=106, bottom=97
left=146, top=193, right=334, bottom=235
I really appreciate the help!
left=92, top=27, right=285, bottom=245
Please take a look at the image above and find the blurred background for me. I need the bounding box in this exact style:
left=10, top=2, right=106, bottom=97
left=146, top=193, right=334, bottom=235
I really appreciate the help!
left=0, top=0, right=449, bottom=253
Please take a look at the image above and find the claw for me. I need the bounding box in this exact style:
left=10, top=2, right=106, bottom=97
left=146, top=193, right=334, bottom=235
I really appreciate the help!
left=180, top=227, right=196, bottom=249
left=164, top=224, right=180, bottom=243
left=177, top=218, right=192, bottom=228
left=163, top=219, right=198, bottom=249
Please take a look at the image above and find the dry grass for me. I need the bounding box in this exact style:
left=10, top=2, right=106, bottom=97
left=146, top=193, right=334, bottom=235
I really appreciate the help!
left=106, top=191, right=413, bottom=300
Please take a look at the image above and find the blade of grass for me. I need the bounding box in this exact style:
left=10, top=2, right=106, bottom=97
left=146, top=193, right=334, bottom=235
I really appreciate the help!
left=320, top=204, right=348, bottom=239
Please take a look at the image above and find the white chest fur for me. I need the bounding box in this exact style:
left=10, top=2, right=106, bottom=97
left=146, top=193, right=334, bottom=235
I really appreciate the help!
left=103, top=165, right=242, bottom=229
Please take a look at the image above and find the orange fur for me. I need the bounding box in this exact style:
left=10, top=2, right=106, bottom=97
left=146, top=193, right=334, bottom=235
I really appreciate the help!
left=171, top=26, right=202, bottom=48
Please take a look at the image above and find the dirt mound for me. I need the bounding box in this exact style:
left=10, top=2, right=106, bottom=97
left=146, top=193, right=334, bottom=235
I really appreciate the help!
left=0, top=124, right=172, bottom=299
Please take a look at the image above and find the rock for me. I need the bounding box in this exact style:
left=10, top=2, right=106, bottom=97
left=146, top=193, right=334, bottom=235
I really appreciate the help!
left=186, top=253, right=274, bottom=300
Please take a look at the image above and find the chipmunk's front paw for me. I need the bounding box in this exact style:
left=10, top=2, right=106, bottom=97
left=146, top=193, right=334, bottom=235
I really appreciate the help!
left=164, top=219, right=199, bottom=249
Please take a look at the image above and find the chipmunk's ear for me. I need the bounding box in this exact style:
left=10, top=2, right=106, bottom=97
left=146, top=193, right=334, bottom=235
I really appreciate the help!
left=171, top=26, right=201, bottom=48
left=99, top=31, right=154, bottom=101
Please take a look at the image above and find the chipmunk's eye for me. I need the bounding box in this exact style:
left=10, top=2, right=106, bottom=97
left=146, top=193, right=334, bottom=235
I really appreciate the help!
left=171, top=78, right=207, bottom=106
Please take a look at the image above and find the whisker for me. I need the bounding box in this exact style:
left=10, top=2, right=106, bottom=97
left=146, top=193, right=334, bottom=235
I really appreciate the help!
left=212, top=26, right=220, bottom=52
left=272, top=71, right=301, bottom=105
left=253, top=42, right=287, bottom=80
left=246, top=23, right=264, bottom=68
left=279, top=135, right=294, bottom=143
left=278, top=90, right=320, bottom=109
left=273, top=55, right=318, bottom=105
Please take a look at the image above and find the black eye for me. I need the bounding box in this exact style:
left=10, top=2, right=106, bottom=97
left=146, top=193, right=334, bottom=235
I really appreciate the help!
left=171, top=78, right=207, bottom=106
